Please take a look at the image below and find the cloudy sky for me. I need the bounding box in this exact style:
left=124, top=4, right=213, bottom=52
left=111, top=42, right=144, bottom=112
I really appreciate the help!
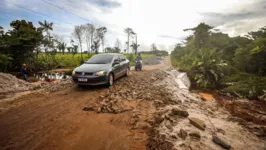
left=0, top=0, right=266, bottom=52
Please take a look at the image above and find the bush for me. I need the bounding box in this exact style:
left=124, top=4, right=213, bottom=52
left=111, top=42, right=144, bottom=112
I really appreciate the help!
left=222, top=73, right=266, bottom=99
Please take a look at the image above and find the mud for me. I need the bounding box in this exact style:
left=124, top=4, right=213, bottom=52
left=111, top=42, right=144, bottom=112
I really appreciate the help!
left=214, top=94, right=266, bottom=137
left=142, top=57, right=161, bottom=65
left=0, top=57, right=266, bottom=150
left=0, top=73, right=40, bottom=100
left=148, top=68, right=266, bottom=150
left=0, top=62, right=169, bottom=150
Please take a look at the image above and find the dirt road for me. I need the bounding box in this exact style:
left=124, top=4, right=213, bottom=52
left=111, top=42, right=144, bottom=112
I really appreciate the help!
left=0, top=57, right=266, bottom=150
left=0, top=60, right=169, bottom=150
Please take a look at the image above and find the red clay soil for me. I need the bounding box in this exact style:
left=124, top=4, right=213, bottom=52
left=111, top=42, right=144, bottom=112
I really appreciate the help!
left=0, top=63, right=167, bottom=150
left=214, top=94, right=266, bottom=126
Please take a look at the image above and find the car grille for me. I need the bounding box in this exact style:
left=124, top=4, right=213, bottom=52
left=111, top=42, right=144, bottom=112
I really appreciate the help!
left=75, top=72, right=93, bottom=76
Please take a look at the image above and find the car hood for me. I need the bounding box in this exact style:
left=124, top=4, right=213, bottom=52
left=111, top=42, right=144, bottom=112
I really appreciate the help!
left=74, top=63, right=111, bottom=73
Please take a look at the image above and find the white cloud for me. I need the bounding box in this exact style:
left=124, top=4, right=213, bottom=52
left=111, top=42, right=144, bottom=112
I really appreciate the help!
left=2, top=0, right=266, bottom=52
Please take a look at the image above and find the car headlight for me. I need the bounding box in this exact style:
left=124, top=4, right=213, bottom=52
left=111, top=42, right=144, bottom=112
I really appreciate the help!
left=72, top=70, right=75, bottom=75
left=94, top=71, right=106, bottom=76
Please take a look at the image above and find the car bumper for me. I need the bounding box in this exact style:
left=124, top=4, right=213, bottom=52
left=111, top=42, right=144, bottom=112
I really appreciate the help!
left=72, top=75, right=108, bottom=85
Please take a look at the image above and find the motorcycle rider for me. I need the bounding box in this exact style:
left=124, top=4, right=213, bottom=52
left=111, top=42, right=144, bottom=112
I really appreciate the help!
left=136, top=52, right=142, bottom=61
left=135, top=52, right=143, bottom=70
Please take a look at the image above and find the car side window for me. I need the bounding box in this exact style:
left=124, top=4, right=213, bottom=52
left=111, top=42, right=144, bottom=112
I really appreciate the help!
left=114, top=55, right=120, bottom=62
left=120, top=55, right=126, bottom=61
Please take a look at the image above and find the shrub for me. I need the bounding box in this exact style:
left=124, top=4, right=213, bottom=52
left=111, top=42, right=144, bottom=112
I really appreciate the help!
left=222, top=73, right=266, bottom=99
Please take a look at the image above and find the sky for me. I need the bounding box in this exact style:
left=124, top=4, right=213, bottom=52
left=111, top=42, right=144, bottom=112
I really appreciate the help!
left=0, top=0, right=266, bottom=53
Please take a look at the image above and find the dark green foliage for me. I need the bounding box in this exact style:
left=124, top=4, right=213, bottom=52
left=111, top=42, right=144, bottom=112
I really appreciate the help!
left=222, top=73, right=266, bottom=99
left=0, top=20, right=43, bottom=72
left=171, top=23, right=266, bottom=99
left=105, top=47, right=120, bottom=53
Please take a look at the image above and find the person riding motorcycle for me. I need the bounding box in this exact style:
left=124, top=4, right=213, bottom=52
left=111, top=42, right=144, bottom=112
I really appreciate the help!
left=135, top=52, right=143, bottom=71
left=136, top=52, right=142, bottom=61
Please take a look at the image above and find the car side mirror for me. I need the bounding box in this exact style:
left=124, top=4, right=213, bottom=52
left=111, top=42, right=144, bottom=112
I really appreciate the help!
left=113, top=60, right=120, bottom=65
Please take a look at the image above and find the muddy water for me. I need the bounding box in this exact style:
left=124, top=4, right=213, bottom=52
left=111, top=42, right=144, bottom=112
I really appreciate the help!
left=34, top=72, right=71, bottom=81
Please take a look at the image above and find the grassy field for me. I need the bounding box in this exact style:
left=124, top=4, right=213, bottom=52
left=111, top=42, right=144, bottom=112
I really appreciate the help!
left=38, top=53, right=155, bottom=70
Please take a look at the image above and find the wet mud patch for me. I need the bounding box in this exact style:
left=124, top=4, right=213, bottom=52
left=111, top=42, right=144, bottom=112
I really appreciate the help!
left=214, top=94, right=266, bottom=137
left=147, top=68, right=266, bottom=150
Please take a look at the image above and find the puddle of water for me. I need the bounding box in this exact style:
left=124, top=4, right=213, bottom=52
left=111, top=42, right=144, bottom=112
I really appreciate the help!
left=34, top=72, right=71, bottom=81
left=199, top=93, right=214, bottom=100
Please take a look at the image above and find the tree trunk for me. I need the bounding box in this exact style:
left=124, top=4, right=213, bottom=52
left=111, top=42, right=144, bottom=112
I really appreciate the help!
left=79, top=40, right=83, bottom=61
left=91, top=34, right=94, bottom=54
left=127, top=33, right=129, bottom=53
left=89, top=38, right=91, bottom=56
left=102, top=39, right=104, bottom=53
left=86, top=39, right=90, bottom=57
left=135, top=36, right=138, bottom=55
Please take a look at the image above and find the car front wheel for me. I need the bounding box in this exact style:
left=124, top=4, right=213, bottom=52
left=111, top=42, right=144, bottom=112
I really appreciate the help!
left=125, top=68, right=130, bottom=76
left=107, top=73, right=114, bottom=87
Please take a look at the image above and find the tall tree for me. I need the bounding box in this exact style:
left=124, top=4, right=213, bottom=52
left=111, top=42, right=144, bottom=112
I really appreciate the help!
left=0, top=26, right=3, bottom=35
left=38, top=20, right=53, bottom=36
left=114, top=38, right=121, bottom=53
left=38, top=20, right=54, bottom=63
left=151, top=43, right=157, bottom=51
left=114, top=38, right=121, bottom=49
left=90, top=24, right=95, bottom=54
left=96, top=27, right=107, bottom=53
left=0, top=20, right=43, bottom=71
left=38, top=20, right=53, bottom=48
left=72, top=25, right=85, bottom=60
left=124, top=28, right=134, bottom=53
left=184, top=22, right=213, bottom=48
left=83, top=23, right=95, bottom=55
left=91, top=39, right=100, bottom=54
left=58, top=42, right=67, bottom=55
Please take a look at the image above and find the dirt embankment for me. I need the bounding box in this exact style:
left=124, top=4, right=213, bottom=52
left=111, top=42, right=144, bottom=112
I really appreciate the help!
left=0, top=73, right=39, bottom=96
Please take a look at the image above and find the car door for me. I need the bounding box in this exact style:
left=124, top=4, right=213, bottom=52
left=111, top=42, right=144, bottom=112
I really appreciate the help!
left=119, top=55, right=127, bottom=74
left=112, top=55, right=121, bottom=79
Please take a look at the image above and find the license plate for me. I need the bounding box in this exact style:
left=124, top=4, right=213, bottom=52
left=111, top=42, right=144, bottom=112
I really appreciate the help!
left=78, top=78, right=87, bottom=82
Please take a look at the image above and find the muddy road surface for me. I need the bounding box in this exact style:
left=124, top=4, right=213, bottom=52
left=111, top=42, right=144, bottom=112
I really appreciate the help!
left=0, top=60, right=169, bottom=150
left=1, top=57, right=266, bottom=150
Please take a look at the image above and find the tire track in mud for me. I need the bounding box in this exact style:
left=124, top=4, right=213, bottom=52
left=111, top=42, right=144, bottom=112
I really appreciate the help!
left=0, top=88, right=103, bottom=150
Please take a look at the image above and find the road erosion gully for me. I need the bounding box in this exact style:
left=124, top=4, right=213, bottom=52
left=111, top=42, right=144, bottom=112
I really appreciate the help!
left=147, top=68, right=266, bottom=150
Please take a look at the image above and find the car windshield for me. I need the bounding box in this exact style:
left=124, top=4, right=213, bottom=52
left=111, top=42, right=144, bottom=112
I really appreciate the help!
left=85, top=55, right=114, bottom=64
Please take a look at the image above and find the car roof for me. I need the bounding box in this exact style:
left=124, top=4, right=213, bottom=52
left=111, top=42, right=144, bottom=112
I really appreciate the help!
left=96, top=53, right=121, bottom=56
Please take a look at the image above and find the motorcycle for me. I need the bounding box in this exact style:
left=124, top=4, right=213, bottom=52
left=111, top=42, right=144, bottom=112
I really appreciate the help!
left=135, top=60, right=142, bottom=71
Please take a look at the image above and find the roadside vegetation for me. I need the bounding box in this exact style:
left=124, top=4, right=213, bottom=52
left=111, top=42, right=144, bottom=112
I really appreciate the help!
left=0, top=20, right=167, bottom=73
left=171, top=23, right=266, bottom=100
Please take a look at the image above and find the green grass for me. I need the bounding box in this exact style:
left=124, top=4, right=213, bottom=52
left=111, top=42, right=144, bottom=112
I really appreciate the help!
left=38, top=53, right=154, bottom=70
left=124, top=53, right=155, bottom=66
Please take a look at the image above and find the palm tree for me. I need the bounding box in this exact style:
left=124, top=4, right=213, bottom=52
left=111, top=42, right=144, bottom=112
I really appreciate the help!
left=91, top=39, right=100, bottom=54
left=124, top=28, right=134, bottom=53
left=58, top=42, right=67, bottom=55
left=38, top=20, right=53, bottom=57
left=38, top=20, right=53, bottom=37
left=130, top=43, right=140, bottom=55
